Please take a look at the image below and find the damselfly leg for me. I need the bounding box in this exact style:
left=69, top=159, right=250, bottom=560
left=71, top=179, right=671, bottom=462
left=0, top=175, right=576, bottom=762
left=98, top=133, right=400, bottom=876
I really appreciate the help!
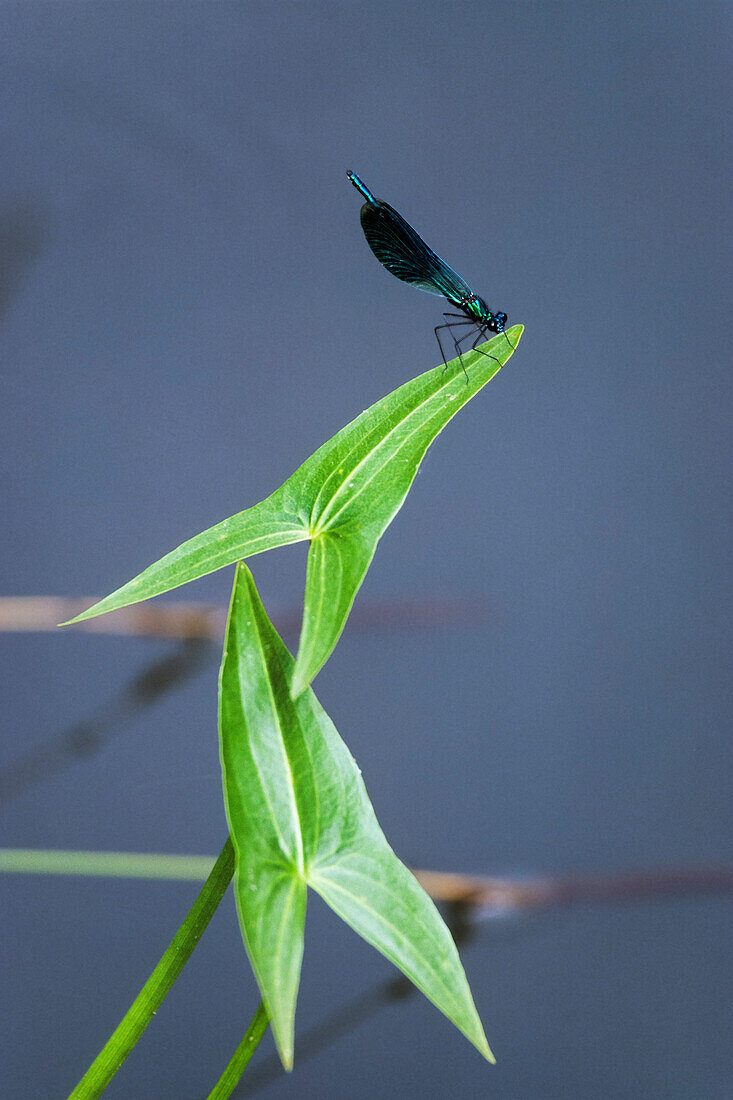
left=471, top=328, right=503, bottom=372
left=435, top=315, right=503, bottom=383
left=447, top=309, right=515, bottom=356
left=435, top=316, right=476, bottom=381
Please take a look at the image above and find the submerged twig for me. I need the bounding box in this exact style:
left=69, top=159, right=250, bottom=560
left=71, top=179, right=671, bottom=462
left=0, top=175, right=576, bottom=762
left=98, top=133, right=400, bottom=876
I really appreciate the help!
left=0, top=593, right=491, bottom=639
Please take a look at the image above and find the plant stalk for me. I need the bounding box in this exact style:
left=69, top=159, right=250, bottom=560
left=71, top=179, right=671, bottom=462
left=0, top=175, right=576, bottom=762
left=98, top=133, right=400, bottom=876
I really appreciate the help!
left=66, top=836, right=235, bottom=1099
left=206, top=1001, right=269, bottom=1099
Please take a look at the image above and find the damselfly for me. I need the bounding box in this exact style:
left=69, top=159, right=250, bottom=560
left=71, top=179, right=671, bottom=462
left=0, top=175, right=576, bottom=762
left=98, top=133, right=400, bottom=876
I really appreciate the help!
left=348, top=172, right=511, bottom=379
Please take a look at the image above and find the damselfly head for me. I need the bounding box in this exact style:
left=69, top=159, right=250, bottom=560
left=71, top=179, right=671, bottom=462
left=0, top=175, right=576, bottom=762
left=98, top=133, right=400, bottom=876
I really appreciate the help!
left=488, top=311, right=508, bottom=333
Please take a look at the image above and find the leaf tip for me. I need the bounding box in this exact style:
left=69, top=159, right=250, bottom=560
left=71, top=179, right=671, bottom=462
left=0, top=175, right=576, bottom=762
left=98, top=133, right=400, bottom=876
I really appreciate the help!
left=269, top=1015, right=295, bottom=1072
left=506, top=323, right=524, bottom=348
left=482, top=1038, right=497, bottom=1065
left=467, top=1017, right=495, bottom=1064
left=58, top=606, right=95, bottom=627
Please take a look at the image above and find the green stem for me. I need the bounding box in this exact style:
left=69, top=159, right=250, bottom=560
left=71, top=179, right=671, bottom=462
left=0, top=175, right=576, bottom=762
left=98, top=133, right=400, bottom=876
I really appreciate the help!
left=0, top=847, right=215, bottom=881
left=206, top=1001, right=270, bottom=1099
left=67, top=836, right=235, bottom=1100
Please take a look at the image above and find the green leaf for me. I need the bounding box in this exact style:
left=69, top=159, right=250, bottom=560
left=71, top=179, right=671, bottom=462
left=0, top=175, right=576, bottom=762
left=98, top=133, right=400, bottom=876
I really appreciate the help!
left=219, top=563, right=493, bottom=1070
left=62, top=498, right=310, bottom=625
left=66, top=328, right=521, bottom=694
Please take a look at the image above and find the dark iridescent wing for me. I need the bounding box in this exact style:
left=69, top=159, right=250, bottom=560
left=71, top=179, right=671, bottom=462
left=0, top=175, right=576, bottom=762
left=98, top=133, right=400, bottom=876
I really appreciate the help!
left=360, top=200, right=475, bottom=305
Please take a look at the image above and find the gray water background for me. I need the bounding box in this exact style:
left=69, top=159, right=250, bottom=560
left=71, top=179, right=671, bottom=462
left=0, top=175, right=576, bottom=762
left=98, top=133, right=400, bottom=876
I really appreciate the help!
left=1, top=3, right=731, bottom=1097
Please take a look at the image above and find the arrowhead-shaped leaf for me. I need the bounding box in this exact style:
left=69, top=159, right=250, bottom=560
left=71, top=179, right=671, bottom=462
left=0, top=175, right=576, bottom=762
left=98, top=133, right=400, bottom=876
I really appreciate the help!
left=219, top=563, right=494, bottom=1069
left=66, top=328, right=522, bottom=694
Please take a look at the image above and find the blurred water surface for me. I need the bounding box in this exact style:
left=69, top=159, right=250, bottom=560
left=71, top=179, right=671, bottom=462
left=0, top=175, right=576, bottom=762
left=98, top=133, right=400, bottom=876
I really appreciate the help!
left=1, top=3, right=730, bottom=1097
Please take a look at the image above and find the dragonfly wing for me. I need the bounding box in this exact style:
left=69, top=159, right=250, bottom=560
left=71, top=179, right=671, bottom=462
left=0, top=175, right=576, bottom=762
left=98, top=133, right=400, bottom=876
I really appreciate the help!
left=360, top=201, right=474, bottom=304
